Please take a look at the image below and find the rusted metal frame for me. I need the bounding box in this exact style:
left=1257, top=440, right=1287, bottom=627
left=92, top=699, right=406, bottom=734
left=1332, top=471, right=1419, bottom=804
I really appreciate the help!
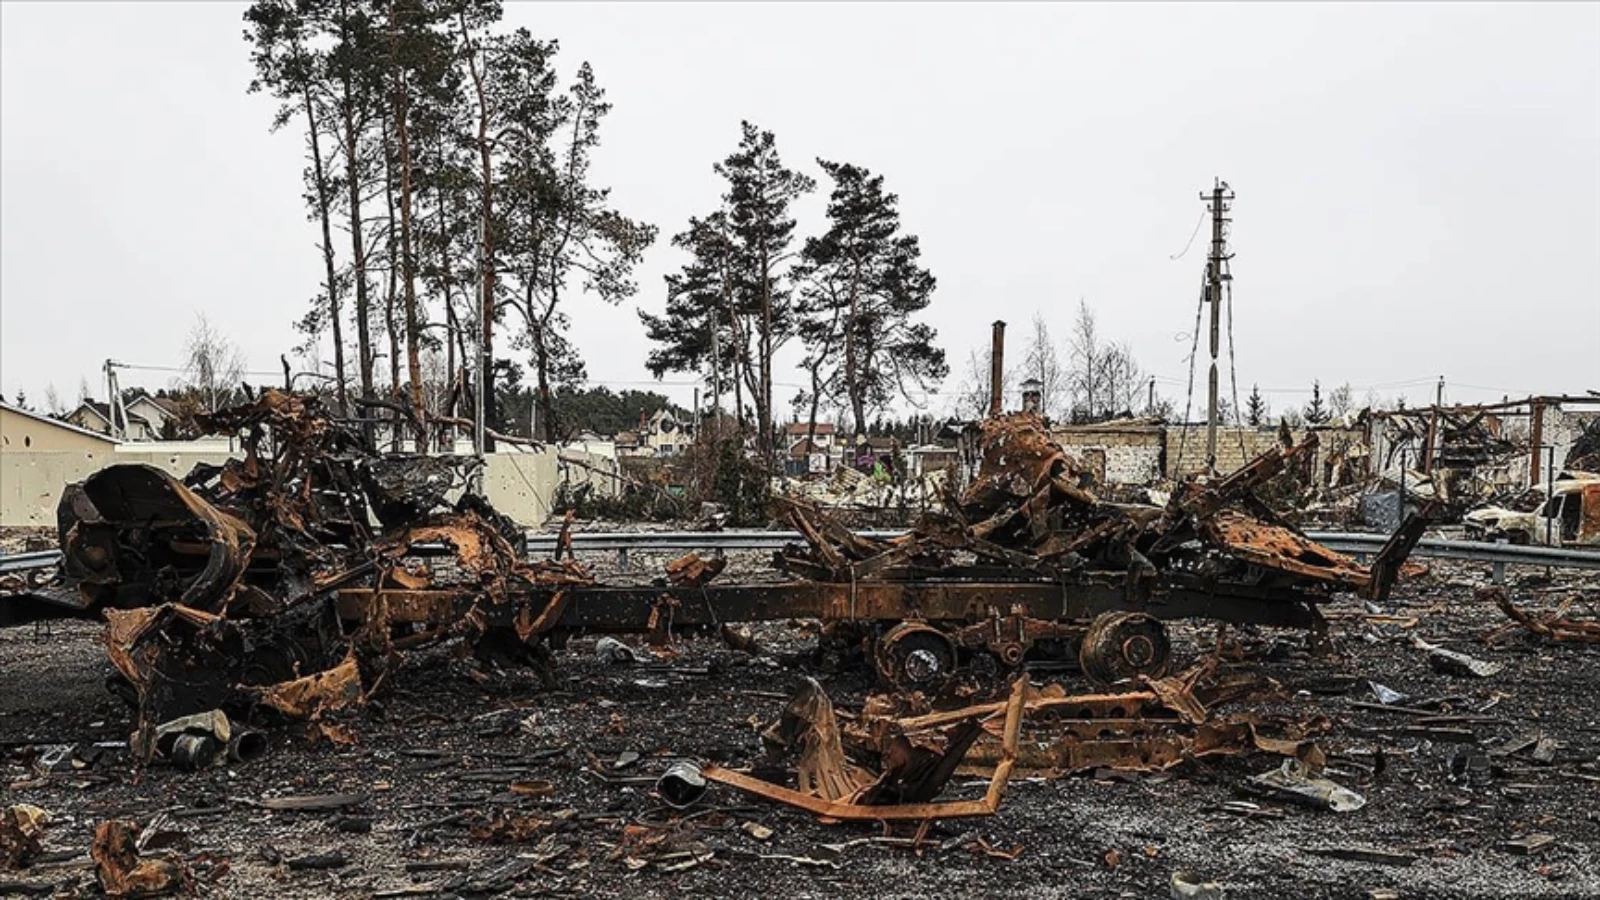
left=1358, top=505, right=1436, bottom=601
left=1176, top=433, right=1318, bottom=523
left=334, top=574, right=1325, bottom=633
left=1035, top=515, right=1125, bottom=559
left=787, top=507, right=844, bottom=570
left=1530, top=400, right=1545, bottom=484
left=1492, top=589, right=1600, bottom=643
left=956, top=717, right=1274, bottom=774
left=964, top=535, right=1050, bottom=571
left=942, top=612, right=1078, bottom=660
left=71, top=465, right=257, bottom=613
left=702, top=675, right=1027, bottom=821
left=1208, top=541, right=1372, bottom=590
left=896, top=691, right=1170, bottom=732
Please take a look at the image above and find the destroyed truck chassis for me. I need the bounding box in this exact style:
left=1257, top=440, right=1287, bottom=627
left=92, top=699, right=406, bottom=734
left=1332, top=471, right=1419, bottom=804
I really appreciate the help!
left=0, top=394, right=1426, bottom=746
left=331, top=570, right=1330, bottom=690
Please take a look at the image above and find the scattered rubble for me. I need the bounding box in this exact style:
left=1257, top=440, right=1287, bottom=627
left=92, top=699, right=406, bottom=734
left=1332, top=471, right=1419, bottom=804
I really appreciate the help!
left=0, top=391, right=1596, bottom=896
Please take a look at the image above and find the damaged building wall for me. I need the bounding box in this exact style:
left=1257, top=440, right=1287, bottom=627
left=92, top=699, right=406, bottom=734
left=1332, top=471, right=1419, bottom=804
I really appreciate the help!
left=1164, top=425, right=1363, bottom=480
left=1544, top=406, right=1600, bottom=477
left=1367, top=401, right=1599, bottom=493
left=1048, top=425, right=1164, bottom=487
left=0, top=447, right=617, bottom=528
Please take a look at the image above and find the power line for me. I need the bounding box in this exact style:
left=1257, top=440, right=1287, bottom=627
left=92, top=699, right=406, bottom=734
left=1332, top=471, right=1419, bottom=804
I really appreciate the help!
left=1167, top=207, right=1208, bottom=261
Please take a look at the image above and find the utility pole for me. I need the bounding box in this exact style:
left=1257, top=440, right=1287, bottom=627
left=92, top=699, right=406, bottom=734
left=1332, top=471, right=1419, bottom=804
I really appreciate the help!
left=103, top=359, right=128, bottom=440
left=1201, top=178, right=1235, bottom=474
left=1435, top=376, right=1445, bottom=408
left=1147, top=377, right=1156, bottom=415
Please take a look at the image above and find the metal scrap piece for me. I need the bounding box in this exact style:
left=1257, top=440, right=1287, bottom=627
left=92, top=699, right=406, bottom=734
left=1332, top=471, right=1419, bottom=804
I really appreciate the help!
left=1245, top=759, right=1365, bottom=812
left=0, top=805, right=48, bottom=870
left=705, top=676, right=1029, bottom=821
left=1414, top=637, right=1504, bottom=678
left=90, top=820, right=191, bottom=898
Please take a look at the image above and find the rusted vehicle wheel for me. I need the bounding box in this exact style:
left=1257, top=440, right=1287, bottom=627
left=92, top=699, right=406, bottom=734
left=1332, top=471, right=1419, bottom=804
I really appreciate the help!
left=1078, top=612, right=1172, bottom=686
left=873, top=622, right=958, bottom=690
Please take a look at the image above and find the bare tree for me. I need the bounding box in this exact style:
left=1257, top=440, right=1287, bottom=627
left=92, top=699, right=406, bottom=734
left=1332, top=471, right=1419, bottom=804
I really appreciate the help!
left=951, top=345, right=1010, bottom=420
left=1064, top=301, right=1147, bottom=422
left=1098, top=340, right=1145, bottom=417
left=43, top=384, right=64, bottom=416
left=1065, top=299, right=1102, bottom=420
left=1328, top=382, right=1354, bottom=421
left=1019, top=311, right=1064, bottom=418
left=184, top=312, right=248, bottom=412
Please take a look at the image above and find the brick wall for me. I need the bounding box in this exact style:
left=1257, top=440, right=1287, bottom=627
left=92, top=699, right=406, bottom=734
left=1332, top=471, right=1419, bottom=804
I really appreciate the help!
left=1164, top=425, right=1365, bottom=480
left=1051, top=427, right=1164, bottom=486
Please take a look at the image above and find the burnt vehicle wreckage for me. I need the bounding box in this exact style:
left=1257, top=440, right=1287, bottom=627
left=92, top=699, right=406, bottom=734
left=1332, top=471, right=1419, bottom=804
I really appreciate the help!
left=2, top=393, right=1429, bottom=772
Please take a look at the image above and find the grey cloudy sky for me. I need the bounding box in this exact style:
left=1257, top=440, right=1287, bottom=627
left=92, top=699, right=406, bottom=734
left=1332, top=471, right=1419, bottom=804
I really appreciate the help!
left=3, top=1, right=1597, bottom=419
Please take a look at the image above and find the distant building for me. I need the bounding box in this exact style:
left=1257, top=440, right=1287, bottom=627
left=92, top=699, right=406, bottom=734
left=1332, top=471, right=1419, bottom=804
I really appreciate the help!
left=614, top=431, right=645, bottom=456
left=65, top=392, right=186, bottom=441
left=783, top=422, right=837, bottom=451
left=642, top=409, right=690, bottom=456
left=906, top=444, right=960, bottom=478
left=784, top=423, right=839, bottom=474
left=2, top=401, right=120, bottom=453
left=126, top=394, right=184, bottom=436
left=67, top=400, right=156, bottom=440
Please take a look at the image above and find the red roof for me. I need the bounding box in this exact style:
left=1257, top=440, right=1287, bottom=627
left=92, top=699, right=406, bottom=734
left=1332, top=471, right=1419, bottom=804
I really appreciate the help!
left=784, top=422, right=836, bottom=435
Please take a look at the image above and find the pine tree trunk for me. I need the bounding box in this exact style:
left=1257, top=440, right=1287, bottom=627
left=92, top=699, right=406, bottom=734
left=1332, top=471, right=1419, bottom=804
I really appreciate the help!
left=340, top=68, right=374, bottom=446
left=333, top=0, right=374, bottom=445
left=302, top=86, right=347, bottom=416
left=758, top=242, right=773, bottom=465
left=383, top=142, right=402, bottom=451
left=528, top=280, right=557, bottom=442
left=845, top=256, right=865, bottom=436
left=461, top=25, right=496, bottom=450
left=390, top=2, right=425, bottom=446
left=435, top=161, right=456, bottom=429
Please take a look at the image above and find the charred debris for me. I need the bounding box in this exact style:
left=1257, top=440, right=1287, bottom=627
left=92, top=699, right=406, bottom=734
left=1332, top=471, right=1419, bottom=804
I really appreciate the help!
left=2, top=391, right=1438, bottom=828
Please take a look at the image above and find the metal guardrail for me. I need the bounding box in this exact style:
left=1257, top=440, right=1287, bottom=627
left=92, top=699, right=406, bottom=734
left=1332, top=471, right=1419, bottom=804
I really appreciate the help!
left=0, top=550, right=62, bottom=574
left=5, top=531, right=1598, bottom=575
left=522, top=530, right=906, bottom=554
left=1306, top=533, right=1600, bottom=571
left=521, top=529, right=1600, bottom=571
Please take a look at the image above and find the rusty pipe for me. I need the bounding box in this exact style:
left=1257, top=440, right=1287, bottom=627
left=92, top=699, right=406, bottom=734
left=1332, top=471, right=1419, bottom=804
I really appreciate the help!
left=989, top=320, right=1006, bottom=417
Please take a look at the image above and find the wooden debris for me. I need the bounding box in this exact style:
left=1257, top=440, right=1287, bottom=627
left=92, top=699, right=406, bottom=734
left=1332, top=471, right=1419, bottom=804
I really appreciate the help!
left=259, top=792, right=370, bottom=812
left=1306, top=846, right=1417, bottom=867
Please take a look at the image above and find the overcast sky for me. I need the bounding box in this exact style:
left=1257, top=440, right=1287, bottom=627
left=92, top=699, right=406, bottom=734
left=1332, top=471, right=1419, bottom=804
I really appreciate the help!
left=3, top=2, right=1597, bottom=421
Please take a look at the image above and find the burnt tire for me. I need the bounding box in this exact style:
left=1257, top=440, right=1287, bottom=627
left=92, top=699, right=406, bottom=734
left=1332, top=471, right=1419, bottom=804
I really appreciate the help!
left=873, top=622, right=958, bottom=691
left=1078, top=612, right=1172, bottom=687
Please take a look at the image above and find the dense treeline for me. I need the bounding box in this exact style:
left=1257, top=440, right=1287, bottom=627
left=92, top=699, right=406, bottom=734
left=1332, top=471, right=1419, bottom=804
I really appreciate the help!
left=244, top=0, right=653, bottom=446
left=246, top=2, right=952, bottom=454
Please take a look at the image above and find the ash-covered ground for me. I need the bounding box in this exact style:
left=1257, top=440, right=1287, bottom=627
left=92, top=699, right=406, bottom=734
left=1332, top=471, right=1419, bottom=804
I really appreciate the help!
left=2, top=544, right=1598, bottom=899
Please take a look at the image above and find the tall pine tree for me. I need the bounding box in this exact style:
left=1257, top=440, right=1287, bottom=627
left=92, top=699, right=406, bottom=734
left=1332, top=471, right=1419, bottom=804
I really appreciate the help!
left=1245, top=384, right=1268, bottom=426
left=715, top=122, right=814, bottom=462
left=641, top=211, right=740, bottom=425
left=794, top=160, right=944, bottom=436
left=1304, top=380, right=1330, bottom=424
